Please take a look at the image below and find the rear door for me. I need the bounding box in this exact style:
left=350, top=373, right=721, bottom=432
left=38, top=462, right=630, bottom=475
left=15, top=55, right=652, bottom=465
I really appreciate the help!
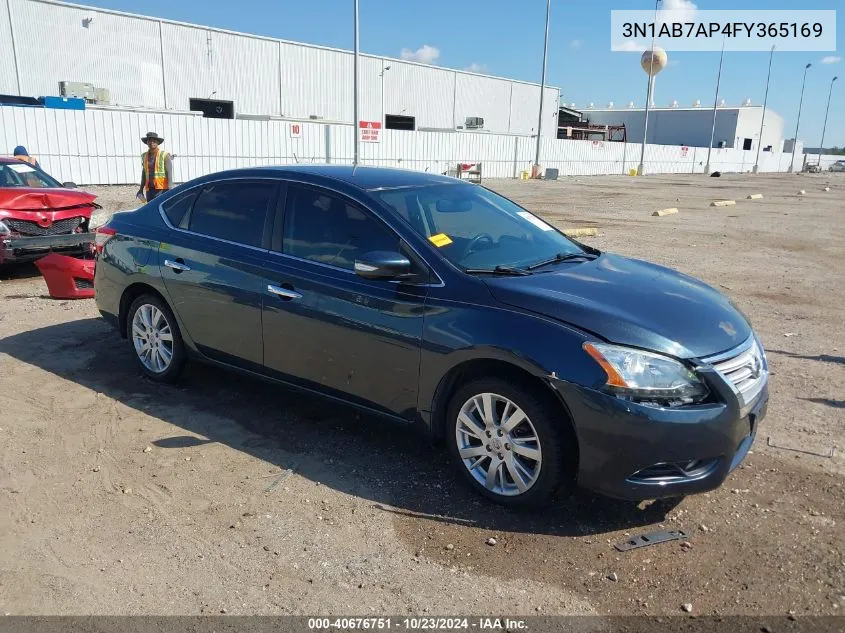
left=260, top=183, right=430, bottom=418
left=158, top=179, right=279, bottom=371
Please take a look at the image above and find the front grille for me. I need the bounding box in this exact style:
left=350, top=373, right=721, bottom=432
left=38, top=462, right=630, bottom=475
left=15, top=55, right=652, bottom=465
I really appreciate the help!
left=628, top=458, right=720, bottom=485
left=4, top=216, right=84, bottom=236
left=707, top=338, right=767, bottom=408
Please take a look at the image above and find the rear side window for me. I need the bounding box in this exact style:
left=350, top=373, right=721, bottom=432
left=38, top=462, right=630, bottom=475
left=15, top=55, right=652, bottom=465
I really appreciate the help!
left=189, top=181, right=276, bottom=248
left=162, top=190, right=198, bottom=228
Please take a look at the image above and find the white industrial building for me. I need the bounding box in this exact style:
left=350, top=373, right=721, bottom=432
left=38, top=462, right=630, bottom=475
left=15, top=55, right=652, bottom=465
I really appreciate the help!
left=584, top=106, right=785, bottom=152
left=0, top=0, right=560, bottom=138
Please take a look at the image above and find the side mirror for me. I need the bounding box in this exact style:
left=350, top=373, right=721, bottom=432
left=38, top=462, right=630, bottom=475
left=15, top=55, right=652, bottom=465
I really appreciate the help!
left=354, top=251, right=412, bottom=280
left=62, top=181, right=78, bottom=188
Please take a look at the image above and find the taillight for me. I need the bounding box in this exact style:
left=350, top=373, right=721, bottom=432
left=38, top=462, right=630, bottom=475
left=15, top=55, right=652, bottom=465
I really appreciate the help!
left=94, top=226, right=117, bottom=254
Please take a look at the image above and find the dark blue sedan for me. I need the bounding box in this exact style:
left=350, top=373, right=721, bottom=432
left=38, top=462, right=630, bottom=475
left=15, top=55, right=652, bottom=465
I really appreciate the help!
left=94, top=166, right=768, bottom=507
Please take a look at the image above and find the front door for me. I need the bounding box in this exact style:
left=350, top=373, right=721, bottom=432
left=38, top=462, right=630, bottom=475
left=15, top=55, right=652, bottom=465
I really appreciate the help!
left=261, top=184, right=428, bottom=419
left=159, top=179, right=278, bottom=371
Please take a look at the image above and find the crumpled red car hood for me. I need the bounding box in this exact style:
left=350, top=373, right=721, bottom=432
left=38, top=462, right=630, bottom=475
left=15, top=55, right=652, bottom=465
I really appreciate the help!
left=0, top=188, right=98, bottom=212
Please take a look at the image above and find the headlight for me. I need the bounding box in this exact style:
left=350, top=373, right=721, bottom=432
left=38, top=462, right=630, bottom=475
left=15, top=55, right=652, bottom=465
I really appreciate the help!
left=583, top=342, right=708, bottom=402
left=0, top=220, right=10, bottom=237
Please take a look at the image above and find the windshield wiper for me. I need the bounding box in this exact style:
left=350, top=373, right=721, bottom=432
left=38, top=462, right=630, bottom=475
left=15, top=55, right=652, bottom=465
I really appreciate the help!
left=464, top=265, right=532, bottom=276
left=526, top=252, right=598, bottom=271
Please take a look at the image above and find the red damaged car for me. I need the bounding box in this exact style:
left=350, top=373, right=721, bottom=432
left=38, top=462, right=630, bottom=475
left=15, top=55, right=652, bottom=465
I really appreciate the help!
left=0, top=156, right=98, bottom=265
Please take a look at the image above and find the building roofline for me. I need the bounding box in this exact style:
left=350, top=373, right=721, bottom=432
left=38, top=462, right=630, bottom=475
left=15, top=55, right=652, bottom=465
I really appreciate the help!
left=26, top=0, right=560, bottom=92
left=586, top=106, right=768, bottom=113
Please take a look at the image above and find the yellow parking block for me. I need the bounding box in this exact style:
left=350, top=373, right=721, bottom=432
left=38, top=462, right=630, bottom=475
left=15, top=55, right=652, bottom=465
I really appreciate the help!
left=563, top=227, right=599, bottom=238
left=746, top=194, right=764, bottom=200
left=652, top=208, right=679, bottom=217
left=711, top=200, right=737, bottom=207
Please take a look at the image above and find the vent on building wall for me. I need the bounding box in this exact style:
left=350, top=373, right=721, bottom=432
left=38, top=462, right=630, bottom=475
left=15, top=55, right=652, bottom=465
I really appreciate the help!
left=385, top=114, right=415, bottom=131
left=189, top=98, right=235, bottom=119
left=465, top=116, right=484, bottom=129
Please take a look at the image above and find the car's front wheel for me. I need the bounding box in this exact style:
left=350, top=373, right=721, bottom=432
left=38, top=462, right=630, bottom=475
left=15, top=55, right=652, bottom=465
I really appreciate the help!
left=127, top=294, right=186, bottom=383
left=446, top=377, right=574, bottom=508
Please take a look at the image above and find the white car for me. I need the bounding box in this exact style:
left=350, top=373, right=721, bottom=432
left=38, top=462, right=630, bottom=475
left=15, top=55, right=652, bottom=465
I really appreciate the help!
left=829, top=160, right=845, bottom=173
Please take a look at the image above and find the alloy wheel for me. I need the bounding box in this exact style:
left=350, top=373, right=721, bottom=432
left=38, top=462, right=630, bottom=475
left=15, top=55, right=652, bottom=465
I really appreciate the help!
left=455, top=392, right=542, bottom=496
left=131, top=303, right=174, bottom=374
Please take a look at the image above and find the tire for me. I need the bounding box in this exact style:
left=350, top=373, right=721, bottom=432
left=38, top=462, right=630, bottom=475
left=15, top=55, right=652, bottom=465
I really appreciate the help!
left=126, top=294, right=186, bottom=383
left=446, top=377, right=575, bottom=508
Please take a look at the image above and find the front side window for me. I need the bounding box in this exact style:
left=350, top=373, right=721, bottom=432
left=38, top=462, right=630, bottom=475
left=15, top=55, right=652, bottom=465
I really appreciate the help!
left=375, top=184, right=584, bottom=270
left=188, top=181, right=275, bottom=247
left=282, top=186, right=400, bottom=270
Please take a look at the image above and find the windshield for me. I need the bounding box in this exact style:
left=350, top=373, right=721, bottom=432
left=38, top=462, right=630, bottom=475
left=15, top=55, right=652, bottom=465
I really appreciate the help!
left=375, top=184, right=585, bottom=270
left=0, top=162, right=62, bottom=188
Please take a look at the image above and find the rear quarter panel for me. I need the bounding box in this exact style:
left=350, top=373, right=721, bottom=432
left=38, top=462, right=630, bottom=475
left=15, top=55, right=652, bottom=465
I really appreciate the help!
left=94, top=205, right=169, bottom=331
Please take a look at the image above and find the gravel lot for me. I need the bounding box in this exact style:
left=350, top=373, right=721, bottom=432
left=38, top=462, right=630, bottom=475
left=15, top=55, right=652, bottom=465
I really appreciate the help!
left=0, top=172, right=843, bottom=617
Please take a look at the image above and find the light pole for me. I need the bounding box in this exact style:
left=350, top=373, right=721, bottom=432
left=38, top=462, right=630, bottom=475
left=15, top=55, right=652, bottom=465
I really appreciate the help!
left=637, top=0, right=661, bottom=176
left=533, top=0, right=551, bottom=176
left=817, top=75, right=838, bottom=168
left=352, top=0, right=360, bottom=166
left=753, top=45, right=775, bottom=174
left=789, top=63, right=811, bottom=173
left=704, top=39, right=725, bottom=175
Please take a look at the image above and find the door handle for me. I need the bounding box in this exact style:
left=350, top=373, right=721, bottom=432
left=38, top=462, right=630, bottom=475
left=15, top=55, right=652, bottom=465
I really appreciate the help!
left=267, top=284, right=302, bottom=300
left=164, top=258, right=191, bottom=273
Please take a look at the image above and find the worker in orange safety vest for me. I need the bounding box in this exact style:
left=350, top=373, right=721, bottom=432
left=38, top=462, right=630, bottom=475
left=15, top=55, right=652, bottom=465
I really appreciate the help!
left=137, top=132, right=173, bottom=202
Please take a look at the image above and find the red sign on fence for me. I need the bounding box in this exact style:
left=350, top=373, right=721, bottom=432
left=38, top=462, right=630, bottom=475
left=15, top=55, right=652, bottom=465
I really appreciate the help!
left=591, top=140, right=604, bottom=149
left=289, top=123, right=302, bottom=138
left=359, top=121, right=382, bottom=143
left=681, top=145, right=689, bottom=157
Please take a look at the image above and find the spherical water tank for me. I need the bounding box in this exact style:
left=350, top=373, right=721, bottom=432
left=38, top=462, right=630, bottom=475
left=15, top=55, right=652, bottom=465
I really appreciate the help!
left=640, top=47, right=668, bottom=76
left=628, top=101, right=636, bottom=108
left=607, top=101, right=614, bottom=109
left=693, top=99, right=701, bottom=107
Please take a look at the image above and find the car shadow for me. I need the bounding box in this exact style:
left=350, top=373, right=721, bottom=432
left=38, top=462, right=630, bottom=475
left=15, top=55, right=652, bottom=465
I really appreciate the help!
left=767, top=348, right=845, bottom=366
left=0, top=262, right=41, bottom=281
left=0, top=317, right=682, bottom=538
left=800, top=397, right=845, bottom=410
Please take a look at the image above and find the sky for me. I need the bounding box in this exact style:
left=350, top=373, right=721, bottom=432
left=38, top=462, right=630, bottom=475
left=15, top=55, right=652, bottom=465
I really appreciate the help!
left=78, top=0, right=844, bottom=147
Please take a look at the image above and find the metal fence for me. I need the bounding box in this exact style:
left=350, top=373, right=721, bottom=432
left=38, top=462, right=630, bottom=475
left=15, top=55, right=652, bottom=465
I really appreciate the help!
left=1, top=105, right=837, bottom=185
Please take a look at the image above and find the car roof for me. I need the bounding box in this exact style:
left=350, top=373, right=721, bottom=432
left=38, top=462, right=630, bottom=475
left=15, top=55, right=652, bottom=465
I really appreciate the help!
left=248, top=165, right=467, bottom=191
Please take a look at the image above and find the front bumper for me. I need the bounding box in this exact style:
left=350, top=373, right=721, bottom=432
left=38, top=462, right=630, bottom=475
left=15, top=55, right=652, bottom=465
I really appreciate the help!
left=553, top=375, right=768, bottom=501
left=0, top=232, right=94, bottom=264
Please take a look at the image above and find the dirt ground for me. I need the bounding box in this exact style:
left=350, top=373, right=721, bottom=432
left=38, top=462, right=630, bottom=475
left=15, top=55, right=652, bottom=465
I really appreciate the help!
left=0, top=172, right=843, bottom=617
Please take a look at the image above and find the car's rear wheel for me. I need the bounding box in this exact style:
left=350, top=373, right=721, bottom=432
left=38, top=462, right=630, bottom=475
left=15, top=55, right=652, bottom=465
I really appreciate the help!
left=127, top=294, right=186, bottom=383
left=446, top=377, right=574, bottom=508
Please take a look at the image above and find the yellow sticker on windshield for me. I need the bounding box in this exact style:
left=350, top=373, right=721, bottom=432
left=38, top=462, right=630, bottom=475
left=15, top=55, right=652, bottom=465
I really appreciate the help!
left=428, top=233, right=453, bottom=247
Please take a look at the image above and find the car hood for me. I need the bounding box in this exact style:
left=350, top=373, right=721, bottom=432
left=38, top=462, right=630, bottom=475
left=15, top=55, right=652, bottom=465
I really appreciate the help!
left=0, top=188, right=97, bottom=212
left=0, top=188, right=98, bottom=223
left=484, top=253, right=751, bottom=359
